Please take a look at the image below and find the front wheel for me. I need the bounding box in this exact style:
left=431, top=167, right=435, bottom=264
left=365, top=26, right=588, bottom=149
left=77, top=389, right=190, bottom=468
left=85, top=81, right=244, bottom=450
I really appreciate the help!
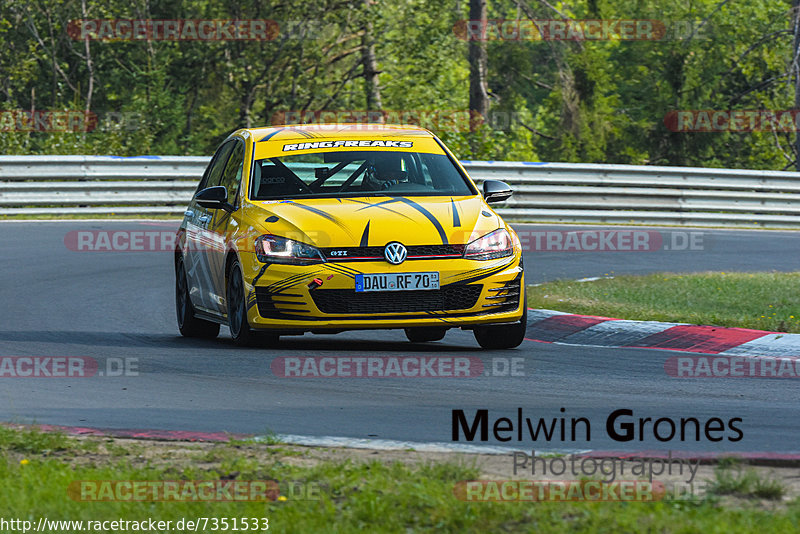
left=226, top=258, right=260, bottom=346
left=473, top=294, right=527, bottom=350
left=175, top=255, right=220, bottom=339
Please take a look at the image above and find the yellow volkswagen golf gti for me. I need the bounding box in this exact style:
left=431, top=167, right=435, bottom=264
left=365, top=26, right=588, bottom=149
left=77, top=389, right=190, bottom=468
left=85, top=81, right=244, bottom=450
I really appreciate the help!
left=175, top=124, right=526, bottom=348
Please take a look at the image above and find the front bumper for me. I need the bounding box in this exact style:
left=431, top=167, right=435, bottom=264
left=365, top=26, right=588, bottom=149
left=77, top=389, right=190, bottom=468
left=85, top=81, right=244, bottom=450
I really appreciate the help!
left=241, top=253, right=524, bottom=331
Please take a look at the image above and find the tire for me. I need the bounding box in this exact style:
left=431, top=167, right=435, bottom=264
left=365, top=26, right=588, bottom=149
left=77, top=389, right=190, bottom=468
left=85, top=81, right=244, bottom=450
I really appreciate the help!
left=175, top=255, right=220, bottom=339
left=226, top=258, right=261, bottom=346
left=405, top=327, right=447, bottom=343
left=473, top=291, right=527, bottom=350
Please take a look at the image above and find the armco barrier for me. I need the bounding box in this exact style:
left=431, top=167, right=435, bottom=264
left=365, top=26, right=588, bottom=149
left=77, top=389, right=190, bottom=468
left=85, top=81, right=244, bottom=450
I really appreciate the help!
left=1, top=156, right=800, bottom=227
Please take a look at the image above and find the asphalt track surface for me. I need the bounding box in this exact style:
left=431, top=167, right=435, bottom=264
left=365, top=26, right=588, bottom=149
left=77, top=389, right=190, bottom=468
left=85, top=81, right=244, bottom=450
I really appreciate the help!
left=0, top=221, right=798, bottom=453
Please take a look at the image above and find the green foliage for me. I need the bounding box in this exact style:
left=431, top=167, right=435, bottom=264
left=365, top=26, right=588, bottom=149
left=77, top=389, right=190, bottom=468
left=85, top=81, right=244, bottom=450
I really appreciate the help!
left=527, top=272, right=800, bottom=332
left=1, top=0, right=799, bottom=167
left=0, top=426, right=75, bottom=454
left=2, top=425, right=800, bottom=532
left=708, top=464, right=787, bottom=500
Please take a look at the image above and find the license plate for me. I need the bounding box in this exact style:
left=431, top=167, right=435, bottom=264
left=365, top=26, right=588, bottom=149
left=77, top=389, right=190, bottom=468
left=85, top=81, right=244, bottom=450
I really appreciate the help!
left=355, top=272, right=439, bottom=292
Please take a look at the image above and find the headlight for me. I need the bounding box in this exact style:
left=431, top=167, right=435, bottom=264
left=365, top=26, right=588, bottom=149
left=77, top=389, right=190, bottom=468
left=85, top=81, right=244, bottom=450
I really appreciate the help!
left=464, top=229, right=514, bottom=260
left=254, top=235, right=325, bottom=264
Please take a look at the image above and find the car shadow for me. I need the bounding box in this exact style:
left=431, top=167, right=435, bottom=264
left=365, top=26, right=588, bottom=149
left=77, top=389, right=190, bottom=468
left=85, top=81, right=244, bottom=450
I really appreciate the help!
left=213, top=333, right=484, bottom=353
left=0, top=330, right=483, bottom=352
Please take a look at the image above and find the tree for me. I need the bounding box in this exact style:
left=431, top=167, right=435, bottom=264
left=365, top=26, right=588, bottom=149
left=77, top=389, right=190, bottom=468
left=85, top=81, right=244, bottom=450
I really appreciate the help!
left=468, top=0, right=489, bottom=131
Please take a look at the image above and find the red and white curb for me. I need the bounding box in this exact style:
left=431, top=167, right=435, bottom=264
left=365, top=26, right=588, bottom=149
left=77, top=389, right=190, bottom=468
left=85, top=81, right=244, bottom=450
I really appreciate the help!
left=526, top=309, right=800, bottom=358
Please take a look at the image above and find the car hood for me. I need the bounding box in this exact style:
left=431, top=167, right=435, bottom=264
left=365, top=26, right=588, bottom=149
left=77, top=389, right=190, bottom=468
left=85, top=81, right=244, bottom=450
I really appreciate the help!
left=248, top=195, right=501, bottom=247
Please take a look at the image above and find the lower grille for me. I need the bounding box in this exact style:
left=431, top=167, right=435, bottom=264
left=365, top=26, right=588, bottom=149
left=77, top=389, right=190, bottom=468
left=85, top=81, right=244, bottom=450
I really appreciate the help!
left=310, top=285, right=482, bottom=314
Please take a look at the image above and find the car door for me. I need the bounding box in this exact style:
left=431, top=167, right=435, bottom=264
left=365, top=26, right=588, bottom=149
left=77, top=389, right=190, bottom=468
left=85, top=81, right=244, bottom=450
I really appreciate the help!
left=203, top=138, right=245, bottom=314
left=185, top=140, right=235, bottom=311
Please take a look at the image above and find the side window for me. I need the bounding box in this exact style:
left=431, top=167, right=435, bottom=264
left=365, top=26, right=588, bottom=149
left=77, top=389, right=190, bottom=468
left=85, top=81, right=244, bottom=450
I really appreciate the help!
left=197, top=141, right=235, bottom=193
left=219, top=141, right=244, bottom=205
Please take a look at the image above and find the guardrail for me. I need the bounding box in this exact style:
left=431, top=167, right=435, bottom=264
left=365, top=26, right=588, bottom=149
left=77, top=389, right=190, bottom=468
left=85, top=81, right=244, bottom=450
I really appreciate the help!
left=1, top=155, right=800, bottom=227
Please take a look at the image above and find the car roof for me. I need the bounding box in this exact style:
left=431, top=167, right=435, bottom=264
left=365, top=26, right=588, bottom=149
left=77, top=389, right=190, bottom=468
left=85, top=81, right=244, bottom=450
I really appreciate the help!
left=244, top=123, right=435, bottom=143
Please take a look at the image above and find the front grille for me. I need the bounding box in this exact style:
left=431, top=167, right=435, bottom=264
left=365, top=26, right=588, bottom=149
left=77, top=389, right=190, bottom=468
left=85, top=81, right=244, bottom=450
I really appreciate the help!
left=321, top=244, right=466, bottom=260
left=406, top=244, right=466, bottom=257
left=310, top=285, right=482, bottom=314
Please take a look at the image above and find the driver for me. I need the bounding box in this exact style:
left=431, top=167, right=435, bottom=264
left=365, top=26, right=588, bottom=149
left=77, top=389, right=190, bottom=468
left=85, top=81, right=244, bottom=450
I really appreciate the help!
left=364, top=155, right=409, bottom=190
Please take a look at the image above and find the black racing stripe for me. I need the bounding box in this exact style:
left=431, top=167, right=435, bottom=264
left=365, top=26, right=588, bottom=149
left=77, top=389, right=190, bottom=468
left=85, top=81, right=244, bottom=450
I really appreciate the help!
left=448, top=263, right=511, bottom=286
left=360, top=221, right=370, bottom=247
left=287, top=127, right=316, bottom=138
left=269, top=270, right=324, bottom=292
left=324, top=265, right=358, bottom=279
left=451, top=198, right=461, bottom=227
left=266, top=271, right=308, bottom=290
left=319, top=260, right=362, bottom=275
left=425, top=311, right=460, bottom=324
left=325, top=263, right=366, bottom=279
left=350, top=198, right=414, bottom=220
left=252, top=264, right=270, bottom=285
left=395, top=197, right=448, bottom=244
left=258, top=128, right=285, bottom=142
left=284, top=202, right=341, bottom=224
left=247, top=289, right=258, bottom=310
left=453, top=266, right=485, bottom=278
left=355, top=198, right=402, bottom=210
left=330, top=263, right=363, bottom=275
left=265, top=271, right=310, bottom=292
left=445, top=256, right=517, bottom=281
left=447, top=263, right=499, bottom=280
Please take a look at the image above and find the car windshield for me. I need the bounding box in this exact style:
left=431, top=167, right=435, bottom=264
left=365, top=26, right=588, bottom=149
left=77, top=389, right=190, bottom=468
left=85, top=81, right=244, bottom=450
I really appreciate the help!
left=250, top=150, right=474, bottom=200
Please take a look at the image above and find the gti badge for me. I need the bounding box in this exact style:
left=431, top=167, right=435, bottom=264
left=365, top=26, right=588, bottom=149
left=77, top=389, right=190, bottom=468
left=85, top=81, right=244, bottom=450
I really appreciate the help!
left=384, top=242, right=407, bottom=265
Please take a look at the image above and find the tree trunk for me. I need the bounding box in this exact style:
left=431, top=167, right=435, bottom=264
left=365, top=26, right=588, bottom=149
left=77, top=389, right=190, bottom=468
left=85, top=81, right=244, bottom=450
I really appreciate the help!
left=468, top=0, right=489, bottom=132
left=362, top=0, right=382, bottom=111
left=81, top=0, right=94, bottom=123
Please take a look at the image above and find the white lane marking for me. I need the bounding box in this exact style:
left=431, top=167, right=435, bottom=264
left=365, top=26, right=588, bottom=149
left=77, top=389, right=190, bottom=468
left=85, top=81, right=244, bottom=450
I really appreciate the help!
left=557, top=319, right=684, bottom=346
left=721, top=333, right=800, bottom=358
left=259, top=433, right=589, bottom=456
left=526, top=308, right=569, bottom=325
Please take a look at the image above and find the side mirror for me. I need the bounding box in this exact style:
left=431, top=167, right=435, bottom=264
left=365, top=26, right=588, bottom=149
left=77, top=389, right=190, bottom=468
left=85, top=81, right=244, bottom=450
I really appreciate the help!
left=482, top=180, right=513, bottom=204
left=195, top=186, right=233, bottom=212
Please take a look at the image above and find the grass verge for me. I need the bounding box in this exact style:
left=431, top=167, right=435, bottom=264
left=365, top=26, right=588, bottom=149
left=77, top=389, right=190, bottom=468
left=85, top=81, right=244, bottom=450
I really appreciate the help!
left=2, top=426, right=800, bottom=532
left=527, top=272, right=800, bottom=333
